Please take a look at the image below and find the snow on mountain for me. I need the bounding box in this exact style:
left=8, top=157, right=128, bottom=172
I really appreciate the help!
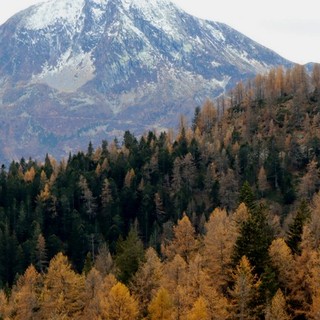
left=0, top=0, right=292, bottom=163
left=32, top=49, right=96, bottom=92
left=24, top=0, right=85, bottom=30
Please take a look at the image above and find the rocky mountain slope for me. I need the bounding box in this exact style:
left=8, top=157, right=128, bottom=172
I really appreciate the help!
left=0, top=0, right=291, bottom=163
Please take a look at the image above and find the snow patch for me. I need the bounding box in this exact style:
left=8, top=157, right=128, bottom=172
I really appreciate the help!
left=211, top=61, right=221, bottom=67
left=203, top=22, right=226, bottom=42
left=32, top=49, right=96, bottom=92
left=19, top=112, right=31, bottom=118
left=225, top=46, right=269, bottom=73
left=92, top=7, right=105, bottom=20
left=25, top=0, right=85, bottom=30
left=80, top=124, right=109, bottom=137
left=123, top=0, right=182, bottom=40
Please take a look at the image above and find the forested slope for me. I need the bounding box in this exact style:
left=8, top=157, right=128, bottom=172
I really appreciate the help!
left=0, top=63, right=320, bottom=319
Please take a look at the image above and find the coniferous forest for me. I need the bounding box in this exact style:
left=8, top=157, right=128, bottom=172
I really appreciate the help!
left=0, top=64, right=320, bottom=319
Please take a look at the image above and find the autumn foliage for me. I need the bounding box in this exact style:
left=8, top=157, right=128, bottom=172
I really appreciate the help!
left=0, top=64, right=319, bottom=319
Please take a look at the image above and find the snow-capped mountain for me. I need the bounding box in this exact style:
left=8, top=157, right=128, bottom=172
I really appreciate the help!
left=0, top=0, right=291, bottom=163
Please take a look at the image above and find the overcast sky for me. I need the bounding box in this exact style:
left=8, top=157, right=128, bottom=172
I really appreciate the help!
left=1, top=0, right=319, bottom=65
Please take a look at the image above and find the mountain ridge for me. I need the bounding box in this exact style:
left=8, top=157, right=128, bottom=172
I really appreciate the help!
left=0, top=0, right=292, bottom=163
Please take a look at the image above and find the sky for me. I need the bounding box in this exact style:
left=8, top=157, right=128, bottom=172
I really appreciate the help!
left=1, top=0, right=319, bottom=65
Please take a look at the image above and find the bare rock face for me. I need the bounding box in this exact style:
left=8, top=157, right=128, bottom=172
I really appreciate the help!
left=0, top=0, right=291, bottom=163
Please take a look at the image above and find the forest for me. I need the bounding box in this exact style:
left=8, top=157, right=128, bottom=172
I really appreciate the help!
left=0, top=63, right=320, bottom=319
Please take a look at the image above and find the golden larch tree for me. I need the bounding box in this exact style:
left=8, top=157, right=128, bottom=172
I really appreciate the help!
left=81, top=267, right=103, bottom=320
left=124, top=168, right=135, bottom=188
left=231, top=202, right=250, bottom=226
left=78, top=175, right=97, bottom=219
left=286, top=247, right=320, bottom=318
left=9, top=265, right=42, bottom=320
left=265, top=289, right=290, bottom=320
left=162, top=214, right=197, bottom=263
left=0, top=290, right=8, bottom=319
left=298, top=158, right=320, bottom=200
left=258, top=166, right=269, bottom=195
left=196, top=99, right=217, bottom=134
left=161, top=254, right=189, bottom=320
left=35, top=233, right=47, bottom=273
left=39, top=252, right=85, bottom=319
left=97, top=273, right=117, bottom=317
left=187, top=254, right=229, bottom=320
left=130, top=247, right=163, bottom=317
left=268, top=238, right=294, bottom=289
left=161, top=254, right=187, bottom=293
left=101, top=179, right=113, bottom=211
left=275, top=66, right=285, bottom=97
left=94, top=243, right=114, bottom=277
left=103, top=282, right=138, bottom=320
left=202, top=208, right=236, bottom=290
left=229, top=256, right=261, bottom=320
left=312, top=63, right=320, bottom=92
left=310, top=290, right=320, bottom=320
left=187, top=296, right=209, bottom=320
left=148, top=287, right=175, bottom=320
left=24, top=167, right=36, bottom=183
left=303, top=191, right=320, bottom=250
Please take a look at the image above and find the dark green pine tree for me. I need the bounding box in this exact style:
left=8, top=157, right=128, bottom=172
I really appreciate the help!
left=286, top=199, right=311, bottom=254
left=239, top=181, right=256, bottom=211
left=233, top=182, right=274, bottom=276
left=192, top=106, right=201, bottom=132
left=173, top=126, right=188, bottom=157
left=115, top=223, right=144, bottom=284
left=82, top=252, right=93, bottom=275
left=87, top=141, right=94, bottom=158
left=0, top=223, right=24, bottom=287
left=44, top=153, right=54, bottom=178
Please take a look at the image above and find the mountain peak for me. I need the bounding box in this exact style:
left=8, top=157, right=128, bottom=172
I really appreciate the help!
left=122, top=0, right=173, bottom=8
left=0, top=0, right=292, bottom=163
left=22, top=0, right=176, bottom=31
left=23, top=0, right=85, bottom=30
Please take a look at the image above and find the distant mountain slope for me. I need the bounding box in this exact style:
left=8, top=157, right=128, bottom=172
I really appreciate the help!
left=0, top=0, right=292, bottom=163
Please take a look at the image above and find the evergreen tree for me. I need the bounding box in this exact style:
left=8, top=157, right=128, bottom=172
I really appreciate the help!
left=286, top=200, right=311, bottom=254
left=115, top=224, right=144, bottom=284
left=239, top=181, right=256, bottom=211
left=233, top=201, right=274, bottom=276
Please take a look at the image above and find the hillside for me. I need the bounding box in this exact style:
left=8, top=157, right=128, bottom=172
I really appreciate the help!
left=0, top=0, right=291, bottom=163
left=0, top=63, right=319, bottom=319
